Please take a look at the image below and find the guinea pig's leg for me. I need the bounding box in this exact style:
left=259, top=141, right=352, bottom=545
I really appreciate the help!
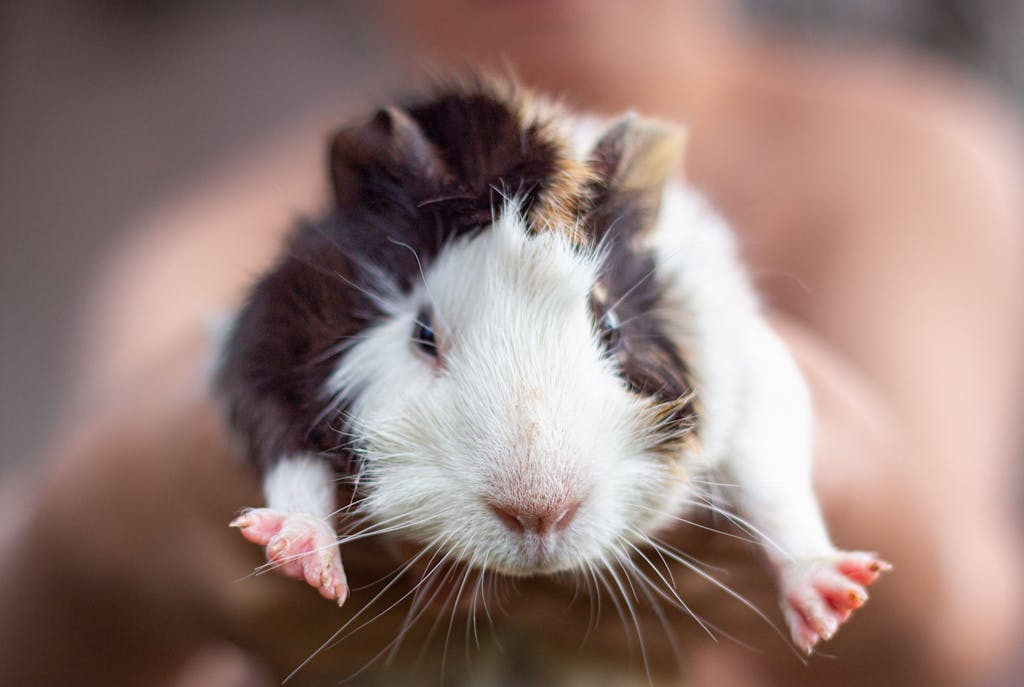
left=230, top=455, right=348, bottom=606
left=722, top=325, right=889, bottom=654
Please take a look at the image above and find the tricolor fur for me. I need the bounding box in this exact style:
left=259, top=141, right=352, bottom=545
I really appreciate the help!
left=217, top=78, right=704, bottom=575
left=218, top=76, right=886, bottom=671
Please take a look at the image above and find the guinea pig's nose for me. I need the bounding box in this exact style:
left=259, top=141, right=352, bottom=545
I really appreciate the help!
left=489, top=500, right=580, bottom=536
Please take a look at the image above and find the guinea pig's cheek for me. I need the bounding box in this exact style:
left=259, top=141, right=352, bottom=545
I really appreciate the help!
left=634, top=474, right=693, bottom=535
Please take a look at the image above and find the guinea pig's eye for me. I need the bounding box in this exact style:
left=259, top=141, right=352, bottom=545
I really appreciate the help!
left=412, top=307, right=439, bottom=358
left=599, top=308, right=623, bottom=352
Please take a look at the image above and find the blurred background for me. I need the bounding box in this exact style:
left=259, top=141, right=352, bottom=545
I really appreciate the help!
left=2, top=0, right=1019, bottom=471
left=1, top=1, right=1021, bottom=684
left=3, top=0, right=1023, bottom=476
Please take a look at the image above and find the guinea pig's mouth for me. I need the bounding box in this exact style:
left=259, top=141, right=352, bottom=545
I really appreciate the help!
left=387, top=535, right=574, bottom=585
left=497, top=541, right=579, bottom=577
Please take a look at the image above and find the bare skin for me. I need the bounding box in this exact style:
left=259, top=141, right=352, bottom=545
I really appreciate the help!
left=1, top=1, right=1021, bottom=685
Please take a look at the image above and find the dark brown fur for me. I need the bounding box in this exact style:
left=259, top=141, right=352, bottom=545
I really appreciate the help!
left=217, top=78, right=697, bottom=474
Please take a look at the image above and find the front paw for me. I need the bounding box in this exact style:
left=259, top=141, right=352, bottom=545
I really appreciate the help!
left=778, top=551, right=891, bottom=654
left=231, top=508, right=348, bottom=606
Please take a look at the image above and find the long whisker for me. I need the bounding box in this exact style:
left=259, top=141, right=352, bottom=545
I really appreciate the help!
left=640, top=536, right=788, bottom=647
left=684, top=496, right=790, bottom=561
left=441, top=561, right=475, bottom=680
left=387, top=237, right=452, bottom=332
left=580, top=561, right=602, bottom=649
left=410, top=559, right=464, bottom=671
left=621, top=535, right=715, bottom=640
left=648, top=535, right=731, bottom=576
left=382, top=541, right=464, bottom=664
left=282, top=534, right=444, bottom=684
left=600, top=554, right=652, bottom=681
left=634, top=532, right=789, bottom=656
left=615, top=549, right=687, bottom=675
left=639, top=504, right=760, bottom=545
left=592, top=563, right=632, bottom=662
left=327, top=540, right=466, bottom=686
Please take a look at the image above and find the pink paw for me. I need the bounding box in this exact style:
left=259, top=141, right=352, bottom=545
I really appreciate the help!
left=230, top=508, right=348, bottom=606
left=778, top=551, right=891, bottom=654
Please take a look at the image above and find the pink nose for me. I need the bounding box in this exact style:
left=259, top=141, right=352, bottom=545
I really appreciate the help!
left=489, top=501, right=580, bottom=536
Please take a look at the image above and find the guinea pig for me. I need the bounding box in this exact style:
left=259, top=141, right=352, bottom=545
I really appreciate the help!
left=217, top=75, right=888, bottom=671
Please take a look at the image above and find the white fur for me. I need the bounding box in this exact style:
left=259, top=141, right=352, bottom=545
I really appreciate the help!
left=648, top=182, right=833, bottom=562
left=264, top=455, right=336, bottom=520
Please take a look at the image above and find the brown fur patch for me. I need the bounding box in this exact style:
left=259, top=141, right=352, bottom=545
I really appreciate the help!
left=642, top=393, right=702, bottom=463
left=528, top=157, right=594, bottom=244
left=475, top=76, right=596, bottom=243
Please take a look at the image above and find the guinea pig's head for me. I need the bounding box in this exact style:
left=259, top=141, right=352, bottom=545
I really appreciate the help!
left=221, top=80, right=699, bottom=577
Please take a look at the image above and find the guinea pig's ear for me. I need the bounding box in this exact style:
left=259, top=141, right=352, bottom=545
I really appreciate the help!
left=588, top=113, right=685, bottom=219
left=329, top=107, right=445, bottom=211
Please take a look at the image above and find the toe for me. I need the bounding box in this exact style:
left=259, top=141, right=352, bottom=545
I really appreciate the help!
left=302, top=549, right=329, bottom=589
left=783, top=604, right=822, bottom=654
left=802, top=597, right=839, bottom=640
left=231, top=508, right=287, bottom=545
left=303, top=548, right=348, bottom=605
left=838, top=552, right=892, bottom=586
left=822, top=581, right=868, bottom=613
left=266, top=534, right=307, bottom=579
